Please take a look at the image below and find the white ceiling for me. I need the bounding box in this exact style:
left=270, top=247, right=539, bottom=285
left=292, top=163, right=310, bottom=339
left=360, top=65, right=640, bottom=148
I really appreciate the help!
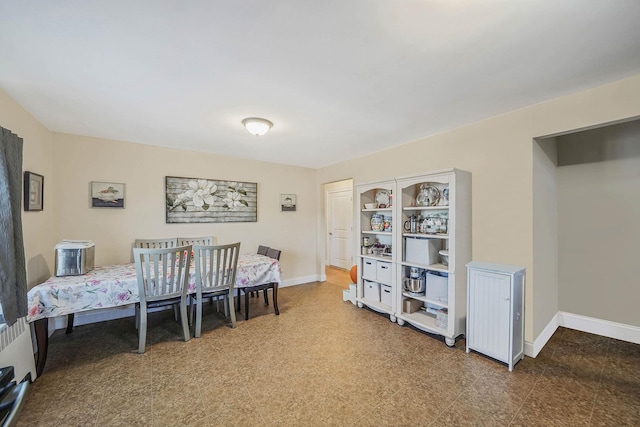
left=2, top=1, right=640, bottom=169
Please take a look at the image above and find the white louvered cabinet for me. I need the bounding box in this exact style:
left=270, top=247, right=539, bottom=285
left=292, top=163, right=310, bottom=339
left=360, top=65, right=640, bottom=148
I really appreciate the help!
left=466, top=261, right=526, bottom=371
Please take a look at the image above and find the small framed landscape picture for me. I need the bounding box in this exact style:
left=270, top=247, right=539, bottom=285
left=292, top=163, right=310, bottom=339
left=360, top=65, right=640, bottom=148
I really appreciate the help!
left=91, top=181, right=125, bottom=208
left=281, top=193, right=296, bottom=212
left=24, top=171, right=44, bottom=211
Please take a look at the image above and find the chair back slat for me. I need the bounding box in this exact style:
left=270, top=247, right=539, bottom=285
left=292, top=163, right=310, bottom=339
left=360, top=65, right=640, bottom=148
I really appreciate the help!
left=266, top=248, right=281, bottom=261
left=133, top=245, right=192, bottom=302
left=134, top=238, right=179, bottom=249
left=178, top=236, right=215, bottom=246
left=257, top=245, right=269, bottom=256
left=193, top=242, right=240, bottom=294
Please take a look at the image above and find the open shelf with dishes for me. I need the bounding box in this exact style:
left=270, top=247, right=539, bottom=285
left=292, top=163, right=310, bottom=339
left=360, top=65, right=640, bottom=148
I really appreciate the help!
left=355, top=179, right=397, bottom=321
left=354, top=169, right=470, bottom=347
left=394, top=169, right=471, bottom=347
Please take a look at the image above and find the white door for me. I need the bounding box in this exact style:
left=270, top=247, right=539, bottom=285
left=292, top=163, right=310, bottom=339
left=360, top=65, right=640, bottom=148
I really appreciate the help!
left=327, top=189, right=353, bottom=269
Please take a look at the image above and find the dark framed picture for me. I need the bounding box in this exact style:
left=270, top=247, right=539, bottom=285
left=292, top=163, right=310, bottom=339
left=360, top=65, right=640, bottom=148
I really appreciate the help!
left=24, top=171, right=44, bottom=211
left=91, top=182, right=125, bottom=208
left=281, top=194, right=296, bottom=211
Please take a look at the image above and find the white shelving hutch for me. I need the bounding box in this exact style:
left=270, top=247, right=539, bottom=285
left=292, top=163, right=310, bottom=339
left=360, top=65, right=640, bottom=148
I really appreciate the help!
left=394, top=169, right=471, bottom=346
left=355, top=179, right=397, bottom=321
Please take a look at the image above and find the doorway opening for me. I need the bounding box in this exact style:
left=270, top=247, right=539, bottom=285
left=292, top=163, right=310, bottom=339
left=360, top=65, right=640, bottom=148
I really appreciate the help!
left=533, top=118, right=640, bottom=337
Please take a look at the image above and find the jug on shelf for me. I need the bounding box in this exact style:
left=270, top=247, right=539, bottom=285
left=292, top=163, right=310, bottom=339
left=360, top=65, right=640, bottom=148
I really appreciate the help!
left=403, top=214, right=419, bottom=233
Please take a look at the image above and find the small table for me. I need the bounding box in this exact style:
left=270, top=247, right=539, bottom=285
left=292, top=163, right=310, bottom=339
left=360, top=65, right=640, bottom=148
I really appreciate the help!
left=27, top=254, right=281, bottom=376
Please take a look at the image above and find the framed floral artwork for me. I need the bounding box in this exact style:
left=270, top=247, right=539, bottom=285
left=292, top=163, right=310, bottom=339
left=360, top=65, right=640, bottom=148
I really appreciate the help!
left=165, top=176, right=257, bottom=223
left=91, top=182, right=125, bottom=208
left=24, top=171, right=44, bottom=211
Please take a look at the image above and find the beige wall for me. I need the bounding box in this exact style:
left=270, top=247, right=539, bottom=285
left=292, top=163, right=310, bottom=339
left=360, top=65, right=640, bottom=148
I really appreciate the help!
left=317, top=74, right=640, bottom=343
left=532, top=138, right=559, bottom=336
left=2, top=86, right=319, bottom=290
left=0, top=90, right=56, bottom=288
left=557, top=122, right=640, bottom=326
left=51, top=133, right=318, bottom=284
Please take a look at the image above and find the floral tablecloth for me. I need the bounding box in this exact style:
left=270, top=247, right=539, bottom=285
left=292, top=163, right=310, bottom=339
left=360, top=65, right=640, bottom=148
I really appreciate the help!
left=27, top=254, right=281, bottom=322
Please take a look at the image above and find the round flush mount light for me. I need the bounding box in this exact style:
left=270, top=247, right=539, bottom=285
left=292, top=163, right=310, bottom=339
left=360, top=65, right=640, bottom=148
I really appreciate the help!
left=242, top=117, right=273, bottom=136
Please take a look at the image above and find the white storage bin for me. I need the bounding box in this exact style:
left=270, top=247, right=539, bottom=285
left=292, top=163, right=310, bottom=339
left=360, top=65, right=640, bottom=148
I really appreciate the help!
left=380, top=284, right=392, bottom=306
left=405, top=237, right=439, bottom=266
left=376, top=261, right=393, bottom=285
left=362, top=259, right=377, bottom=281
left=363, top=280, right=381, bottom=302
left=425, top=272, right=448, bottom=303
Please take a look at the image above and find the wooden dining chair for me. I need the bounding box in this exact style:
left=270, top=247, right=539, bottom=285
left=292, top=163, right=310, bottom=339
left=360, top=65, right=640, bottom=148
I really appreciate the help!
left=266, top=248, right=281, bottom=261
left=191, top=242, right=240, bottom=337
left=238, top=248, right=281, bottom=320
left=133, top=245, right=192, bottom=353
left=134, top=238, right=182, bottom=321
left=178, top=236, right=215, bottom=246
left=134, top=238, right=178, bottom=249
left=262, top=248, right=282, bottom=305
left=250, top=245, right=270, bottom=297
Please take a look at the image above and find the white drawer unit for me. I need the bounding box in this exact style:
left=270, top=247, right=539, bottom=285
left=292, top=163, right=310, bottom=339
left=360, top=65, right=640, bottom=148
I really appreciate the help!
left=466, top=261, right=526, bottom=371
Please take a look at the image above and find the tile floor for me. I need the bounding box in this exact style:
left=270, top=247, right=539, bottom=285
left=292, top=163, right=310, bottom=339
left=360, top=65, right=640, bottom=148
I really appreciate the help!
left=18, top=271, right=640, bottom=426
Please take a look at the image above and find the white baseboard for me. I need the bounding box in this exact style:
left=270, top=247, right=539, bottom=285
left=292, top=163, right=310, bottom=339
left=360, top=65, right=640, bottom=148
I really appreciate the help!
left=280, top=274, right=324, bottom=287
left=524, top=312, right=559, bottom=358
left=558, top=311, right=640, bottom=344
left=524, top=311, right=640, bottom=358
left=51, top=306, right=137, bottom=333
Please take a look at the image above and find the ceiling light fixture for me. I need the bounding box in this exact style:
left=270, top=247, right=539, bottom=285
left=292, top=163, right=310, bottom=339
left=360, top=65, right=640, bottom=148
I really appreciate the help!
left=242, top=117, right=273, bottom=136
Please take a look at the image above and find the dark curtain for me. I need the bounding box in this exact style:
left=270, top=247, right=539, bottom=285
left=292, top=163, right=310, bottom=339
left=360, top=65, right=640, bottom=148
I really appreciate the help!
left=0, top=127, right=27, bottom=325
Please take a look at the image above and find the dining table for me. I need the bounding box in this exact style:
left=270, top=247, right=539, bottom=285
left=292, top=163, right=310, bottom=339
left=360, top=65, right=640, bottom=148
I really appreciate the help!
left=27, top=253, right=281, bottom=376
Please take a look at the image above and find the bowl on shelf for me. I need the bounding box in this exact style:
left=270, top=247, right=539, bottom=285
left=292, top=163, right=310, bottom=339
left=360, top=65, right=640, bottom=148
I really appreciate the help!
left=403, top=278, right=425, bottom=294
left=364, top=203, right=377, bottom=209
left=372, top=247, right=384, bottom=256
left=439, top=250, right=449, bottom=266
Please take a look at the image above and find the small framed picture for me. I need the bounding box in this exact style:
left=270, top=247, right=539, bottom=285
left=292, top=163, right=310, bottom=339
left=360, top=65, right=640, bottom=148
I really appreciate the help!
left=24, top=171, right=44, bottom=211
left=91, top=182, right=125, bottom=208
left=281, top=193, right=296, bottom=212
